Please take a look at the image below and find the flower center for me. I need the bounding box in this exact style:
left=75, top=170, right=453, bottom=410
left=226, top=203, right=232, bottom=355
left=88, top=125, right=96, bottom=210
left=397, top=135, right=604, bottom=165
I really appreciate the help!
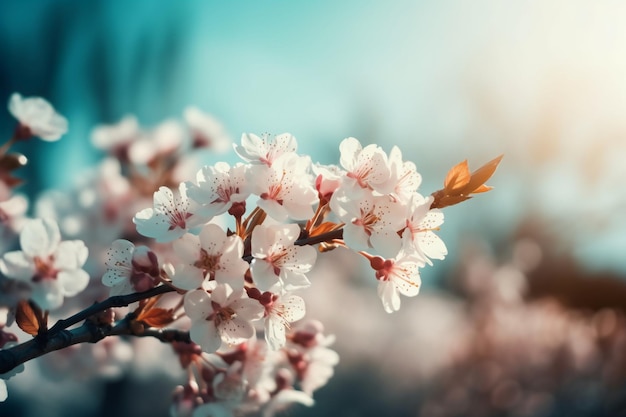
left=168, top=210, right=192, bottom=231
left=194, top=249, right=222, bottom=278
left=209, top=302, right=236, bottom=326
left=32, top=255, right=58, bottom=282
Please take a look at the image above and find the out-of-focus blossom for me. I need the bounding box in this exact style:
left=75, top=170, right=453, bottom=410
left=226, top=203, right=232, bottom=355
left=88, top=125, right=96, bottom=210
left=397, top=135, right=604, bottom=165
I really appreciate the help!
left=128, top=119, right=186, bottom=165
left=91, top=115, right=141, bottom=161
left=0, top=218, right=89, bottom=310
left=234, top=133, right=297, bottom=166
left=8, top=93, right=68, bottom=141
left=261, top=389, right=314, bottom=417
left=184, top=107, right=231, bottom=153
left=285, top=320, right=339, bottom=395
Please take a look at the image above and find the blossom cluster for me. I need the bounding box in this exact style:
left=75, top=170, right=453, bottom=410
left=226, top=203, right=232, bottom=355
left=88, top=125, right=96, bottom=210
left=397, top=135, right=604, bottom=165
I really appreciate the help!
left=0, top=93, right=497, bottom=416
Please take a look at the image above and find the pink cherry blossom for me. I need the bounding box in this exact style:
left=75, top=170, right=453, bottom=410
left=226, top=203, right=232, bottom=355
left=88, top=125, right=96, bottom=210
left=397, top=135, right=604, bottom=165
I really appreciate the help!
left=250, top=224, right=316, bottom=292
left=312, top=163, right=344, bottom=203
left=133, top=183, right=210, bottom=243
left=170, top=224, right=248, bottom=291
left=184, top=283, right=264, bottom=353
left=234, top=133, right=297, bottom=166
left=0, top=218, right=89, bottom=310
left=8, top=93, right=68, bottom=141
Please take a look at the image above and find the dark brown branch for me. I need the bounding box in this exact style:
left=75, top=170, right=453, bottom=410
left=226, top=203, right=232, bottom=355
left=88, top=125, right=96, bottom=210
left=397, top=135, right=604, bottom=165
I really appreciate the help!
left=296, top=228, right=343, bottom=247
left=0, top=285, right=180, bottom=374
left=47, top=284, right=176, bottom=335
left=0, top=229, right=345, bottom=375
left=0, top=315, right=190, bottom=374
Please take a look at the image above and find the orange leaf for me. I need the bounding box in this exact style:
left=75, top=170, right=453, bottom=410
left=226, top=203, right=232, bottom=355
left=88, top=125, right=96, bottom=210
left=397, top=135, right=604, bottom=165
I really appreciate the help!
left=309, top=221, right=342, bottom=237
left=464, top=154, right=503, bottom=194
left=431, top=155, right=503, bottom=209
left=443, top=160, right=471, bottom=191
left=136, top=307, right=174, bottom=328
left=15, top=300, right=40, bottom=336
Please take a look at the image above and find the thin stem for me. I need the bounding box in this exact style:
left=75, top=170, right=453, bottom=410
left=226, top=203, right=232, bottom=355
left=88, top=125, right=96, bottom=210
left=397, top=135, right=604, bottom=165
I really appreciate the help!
left=0, top=136, right=17, bottom=157
left=48, top=285, right=175, bottom=336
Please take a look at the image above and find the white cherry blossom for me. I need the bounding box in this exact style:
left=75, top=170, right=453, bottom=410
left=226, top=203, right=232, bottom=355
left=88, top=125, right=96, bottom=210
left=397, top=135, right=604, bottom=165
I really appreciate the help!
left=253, top=291, right=306, bottom=350
left=128, top=119, right=186, bottom=165
left=371, top=234, right=425, bottom=313
left=403, top=194, right=447, bottom=265
left=338, top=137, right=393, bottom=196
left=262, top=389, right=314, bottom=417
left=133, top=183, right=210, bottom=243
left=186, top=162, right=250, bottom=217
left=184, top=283, right=264, bottom=353
left=170, top=225, right=248, bottom=291
left=0, top=218, right=89, bottom=310
left=248, top=153, right=317, bottom=222
left=264, top=293, right=305, bottom=351
left=330, top=189, right=406, bottom=258
left=234, top=132, right=297, bottom=166
left=286, top=320, right=339, bottom=395
left=250, top=224, right=316, bottom=292
left=8, top=93, right=68, bottom=141
left=91, top=115, right=141, bottom=155
left=388, top=145, right=422, bottom=204
left=102, top=239, right=160, bottom=296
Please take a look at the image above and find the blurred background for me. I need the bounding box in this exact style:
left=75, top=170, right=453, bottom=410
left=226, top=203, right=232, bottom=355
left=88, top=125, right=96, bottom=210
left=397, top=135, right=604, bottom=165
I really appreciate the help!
left=2, top=0, right=626, bottom=416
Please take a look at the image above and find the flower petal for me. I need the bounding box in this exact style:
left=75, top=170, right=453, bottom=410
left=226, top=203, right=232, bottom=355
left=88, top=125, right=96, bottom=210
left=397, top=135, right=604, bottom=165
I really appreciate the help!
left=20, top=218, right=60, bottom=258
left=57, top=269, right=89, bottom=297
left=184, top=289, right=213, bottom=320
left=0, top=251, right=34, bottom=281
left=190, top=321, right=222, bottom=353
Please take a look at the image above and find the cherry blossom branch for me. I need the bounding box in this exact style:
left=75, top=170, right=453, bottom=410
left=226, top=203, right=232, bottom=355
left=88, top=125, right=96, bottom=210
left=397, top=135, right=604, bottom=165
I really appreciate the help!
left=0, top=318, right=190, bottom=374
left=47, top=284, right=176, bottom=336
left=1, top=226, right=345, bottom=375
left=297, top=228, right=343, bottom=247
